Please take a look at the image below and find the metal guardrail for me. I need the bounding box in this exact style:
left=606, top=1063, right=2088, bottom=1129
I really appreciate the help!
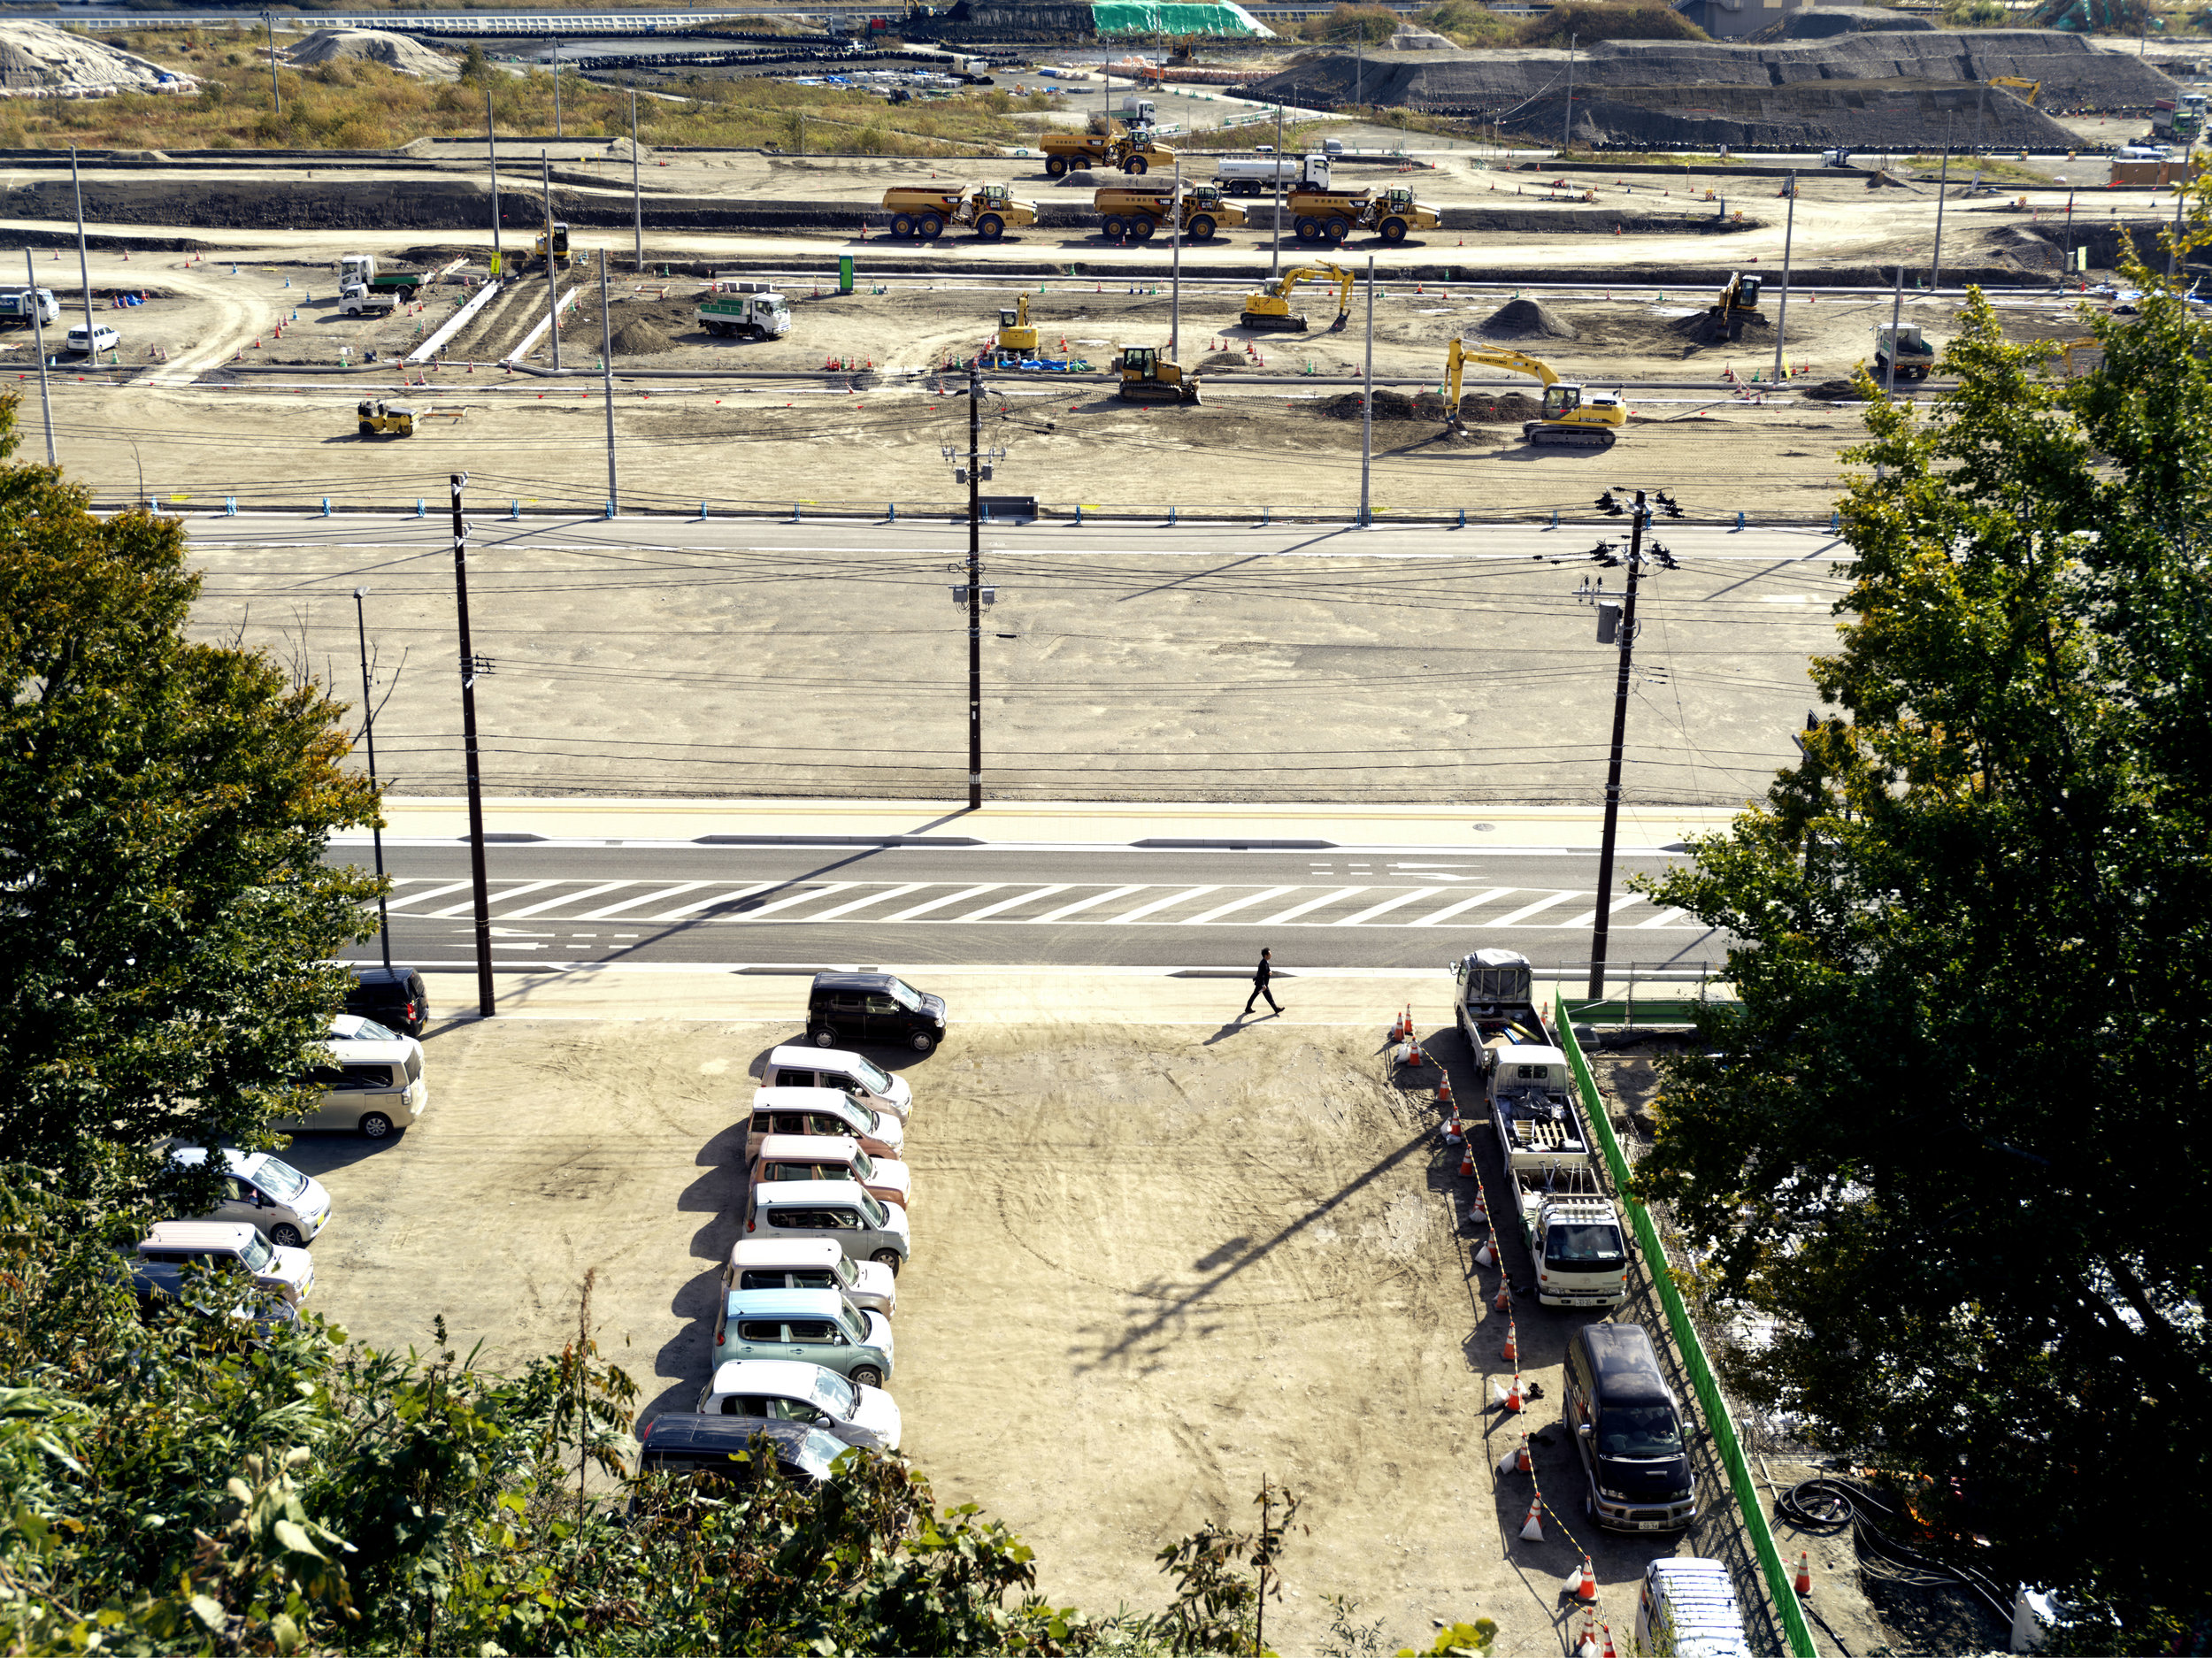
left=1555, top=1005, right=1817, bottom=1658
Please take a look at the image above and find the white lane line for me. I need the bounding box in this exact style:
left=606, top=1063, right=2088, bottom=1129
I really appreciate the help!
left=1490, top=891, right=1586, bottom=927
left=887, top=884, right=1003, bottom=921
left=1256, top=886, right=1367, bottom=925
left=1636, top=906, right=1694, bottom=929
left=425, top=882, right=557, bottom=917
left=1181, top=887, right=1298, bottom=925
left=380, top=879, right=475, bottom=912
left=500, top=880, right=635, bottom=918
left=954, top=884, right=1072, bottom=922
left=577, top=881, right=712, bottom=919
left=804, top=883, right=930, bottom=922
left=1560, top=895, right=1644, bottom=929
left=652, top=882, right=785, bottom=921
left=1409, top=887, right=1518, bottom=926
left=1032, top=885, right=1148, bottom=923
left=1109, top=886, right=1222, bottom=924
left=733, top=883, right=860, bottom=920
left=1337, top=887, right=1445, bottom=926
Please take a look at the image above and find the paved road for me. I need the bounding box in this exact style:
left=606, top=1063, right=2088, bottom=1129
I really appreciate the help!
left=334, top=842, right=1717, bottom=971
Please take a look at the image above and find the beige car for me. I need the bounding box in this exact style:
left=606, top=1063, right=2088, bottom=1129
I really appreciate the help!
left=275, top=1035, right=426, bottom=1140
left=744, top=1086, right=902, bottom=1163
left=751, top=1132, right=911, bottom=1211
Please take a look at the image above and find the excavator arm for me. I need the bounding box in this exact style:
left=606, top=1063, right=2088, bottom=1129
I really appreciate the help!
left=1444, top=339, right=1560, bottom=409
left=1241, top=262, right=1356, bottom=333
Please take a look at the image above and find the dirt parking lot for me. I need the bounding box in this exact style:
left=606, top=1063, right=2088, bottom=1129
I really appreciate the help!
left=272, top=971, right=1902, bottom=1654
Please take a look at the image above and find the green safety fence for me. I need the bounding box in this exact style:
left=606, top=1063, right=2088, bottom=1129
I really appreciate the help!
left=1556, top=1000, right=1817, bottom=1658
left=1091, top=0, right=1268, bottom=33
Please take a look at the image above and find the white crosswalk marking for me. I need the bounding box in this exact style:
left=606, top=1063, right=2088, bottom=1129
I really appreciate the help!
left=1110, top=886, right=1220, bottom=924
left=1410, top=887, right=1518, bottom=926
left=1339, top=887, right=1445, bottom=925
left=1256, top=887, right=1368, bottom=925
left=1562, top=895, right=1643, bottom=929
left=954, top=885, right=1071, bottom=922
left=426, top=882, right=557, bottom=918
left=1637, top=906, right=1694, bottom=929
left=500, top=880, right=634, bottom=918
left=887, top=884, right=1002, bottom=921
left=1181, top=887, right=1298, bottom=925
left=735, top=884, right=857, bottom=919
left=1489, top=891, right=1586, bottom=927
left=806, top=883, right=930, bottom=922
left=577, top=882, right=711, bottom=920
left=381, top=879, right=476, bottom=912
left=651, top=883, right=783, bottom=921
left=1031, top=885, right=1148, bottom=923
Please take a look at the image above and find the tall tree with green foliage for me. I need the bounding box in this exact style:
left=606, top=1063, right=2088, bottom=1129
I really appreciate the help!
left=0, top=396, right=380, bottom=1209
left=1636, top=230, right=2211, bottom=1649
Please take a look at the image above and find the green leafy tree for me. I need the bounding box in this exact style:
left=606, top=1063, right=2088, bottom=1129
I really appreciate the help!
left=0, top=396, right=379, bottom=1211
left=1635, top=224, right=2212, bottom=1650
left=458, top=40, right=488, bottom=82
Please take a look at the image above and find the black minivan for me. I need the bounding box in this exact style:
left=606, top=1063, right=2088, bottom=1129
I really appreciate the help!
left=1563, top=1322, right=1700, bottom=1532
left=345, top=965, right=430, bottom=1038
left=805, top=972, right=947, bottom=1054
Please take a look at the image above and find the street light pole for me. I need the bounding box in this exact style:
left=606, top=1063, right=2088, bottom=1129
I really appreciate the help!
left=486, top=81, right=501, bottom=273
left=1587, top=491, right=1648, bottom=1002
left=69, top=146, right=93, bottom=356
left=1563, top=33, right=1577, bottom=154
left=1359, top=255, right=1374, bottom=526
left=449, top=473, right=496, bottom=1018
left=352, top=587, right=394, bottom=974
left=25, top=250, right=53, bottom=469
left=1170, top=153, right=1182, bottom=358
left=264, top=11, right=280, bottom=114
left=541, top=153, right=562, bottom=372
left=1270, top=100, right=1285, bottom=280
left=1771, top=170, right=1795, bottom=385
left=550, top=38, right=562, bottom=139
left=631, top=88, right=644, bottom=273
left=598, top=249, right=618, bottom=514
left=966, top=358, right=983, bottom=810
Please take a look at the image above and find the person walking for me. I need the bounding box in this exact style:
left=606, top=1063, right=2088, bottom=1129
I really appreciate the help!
left=1242, top=948, right=1283, bottom=1018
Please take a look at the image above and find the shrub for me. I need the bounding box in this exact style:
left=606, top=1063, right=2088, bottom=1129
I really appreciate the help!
left=1515, top=0, right=1709, bottom=44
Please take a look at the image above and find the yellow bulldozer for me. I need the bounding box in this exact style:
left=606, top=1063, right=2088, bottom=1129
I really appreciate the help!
left=1118, top=343, right=1199, bottom=405
left=1444, top=340, right=1624, bottom=449
left=1240, top=263, right=1354, bottom=334
left=356, top=398, right=415, bottom=438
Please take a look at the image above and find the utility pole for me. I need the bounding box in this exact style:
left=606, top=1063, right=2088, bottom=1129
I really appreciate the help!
left=541, top=153, right=561, bottom=372
left=1771, top=170, right=1795, bottom=385
left=2061, top=186, right=2077, bottom=278
left=449, top=473, right=495, bottom=1017
left=631, top=88, right=643, bottom=272
left=598, top=249, right=618, bottom=514
left=1170, top=153, right=1182, bottom=357
left=1587, top=490, right=1649, bottom=1002
left=965, top=359, right=983, bottom=810
left=1356, top=34, right=1363, bottom=109
left=263, top=11, right=280, bottom=114
left=352, top=587, right=394, bottom=974
left=1929, top=137, right=1951, bottom=294
left=1563, top=34, right=1577, bottom=154
left=1270, top=100, right=1285, bottom=279
left=549, top=39, right=562, bottom=140
left=1969, top=81, right=1987, bottom=196
left=69, top=147, right=93, bottom=355
left=1359, top=255, right=1374, bottom=526
left=485, top=81, right=501, bottom=273
left=25, top=251, right=53, bottom=468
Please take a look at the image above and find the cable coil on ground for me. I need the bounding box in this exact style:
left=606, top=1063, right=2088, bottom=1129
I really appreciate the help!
left=1777, top=1476, right=2013, bottom=1625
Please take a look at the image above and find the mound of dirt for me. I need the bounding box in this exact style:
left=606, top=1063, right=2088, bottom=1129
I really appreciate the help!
left=1321, top=389, right=1422, bottom=419
left=1198, top=350, right=1248, bottom=369
left=1669, top=308, right=1770, bottom=345
left=1479, top=298, right=1577, bottom=341
left=0, top=20, right=197, bottom=96
left=289, top=28, right=458, bottom=80
left=1802, top=378, right=1868, bottom=401
left=609, top=319, right=675, bottom=355
left=1059, top=169, right=1103, bottom=188
left=1455, top=390, right=1545, bottom=423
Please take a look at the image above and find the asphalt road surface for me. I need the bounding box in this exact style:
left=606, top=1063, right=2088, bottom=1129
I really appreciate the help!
left=332, top=842, right=1714, bottom=971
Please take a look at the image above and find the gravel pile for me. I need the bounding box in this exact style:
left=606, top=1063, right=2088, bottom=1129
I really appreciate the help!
left=1479, top=297, right=1577, bottom=341
left=288, top=28, right=459, bottom=81
left=609, top=319, right=676, bottom=356
left=1321, top=389, right=1422, bottom=419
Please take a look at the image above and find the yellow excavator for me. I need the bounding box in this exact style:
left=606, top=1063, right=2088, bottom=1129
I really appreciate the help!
left=1240, top=263, right=1354, bottom=333
left=1990, top=76, right=2041, bottom=105
left=996, top=295, right=1038, bottom=356
left=1118, top=342, right=1200, bottom=404
left=534, top=218, right=571, bottom=271
left=1444, top=340, right=1624, bottom=449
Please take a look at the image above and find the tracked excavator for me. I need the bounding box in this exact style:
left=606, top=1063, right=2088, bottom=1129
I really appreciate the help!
left=1444, top=340, right=1624, bottom=450
left=996, top=295, right=1038, bottom=356
left=1990, top=75, right=2041, bottom=105
left=1708, top=272, right=1763, bottom=342
left=1118, top=343, right=1200, bottom=404
left=1240, top=263, right=1354, bottom=333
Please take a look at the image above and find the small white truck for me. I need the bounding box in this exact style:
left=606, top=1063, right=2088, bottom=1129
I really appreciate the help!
left=697, top=288, right=791, bottom=339
left=0, top=287, right=59, bottom=328
left=340, top=284, right=399, bottom=318
left=1513, top=1167, right=1628, bottom=1309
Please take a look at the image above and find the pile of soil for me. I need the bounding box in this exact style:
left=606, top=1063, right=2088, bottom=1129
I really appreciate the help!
left=1802, top=378, right=1869, bottom=401
left=1479, top=298, right=1577, bottom=341
left=609, top=319, right=676, bottom=355
left=1456, top=390, right=1545, bottom=423
left=1058, top=170, right=1103, bottom=188
left=1198, top=350, right=1248, bottom=369
left=0, top=19, right=195, bottom=94
left=288, top=27, right=458, bottom=81
left=1321, top=389, right=1423, bottom=419
left=1670, top=308, right=1770, bottom=345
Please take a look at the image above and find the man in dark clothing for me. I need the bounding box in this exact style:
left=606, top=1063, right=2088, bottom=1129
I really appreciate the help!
left=1242, top=948, right=1282, bottom=1017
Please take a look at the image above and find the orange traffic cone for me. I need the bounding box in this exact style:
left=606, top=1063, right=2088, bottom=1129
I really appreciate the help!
left=1517, top=1432, right=1532, bottom=1473
left=1470, top=1186, right=1487, bottom=1220
left=1494, top=1440, right=1521, bottom=1475
left=1407, top=1034, right=1424, bottom=1069
left=1475, top=1239, right=1495, bottom=1267
left=1601, top=1625, right=1619, bottom=1658
left=1794, top=1551, right=1812, bottom=1595
left=1573, top=1556, right=1597, bottom=1603
left=1494, top=1281, right=1511, bottom=1313
left=1458, top=1141, right=1475, bottom=1178
left=1438, top=1075, right=1454, bottom=1109
left=1574, top=1607, right=1599, bottom=1658
left=1519, top=1494, right=1544, bottom=1541
left=1502, top=1317, right=1517, bottom=1364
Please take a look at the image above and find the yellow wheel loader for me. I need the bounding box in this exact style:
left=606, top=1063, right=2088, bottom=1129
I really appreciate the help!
left=1444, top=340, right=1624, bottom=450
left=1240, top=263, right=1354, bottom=334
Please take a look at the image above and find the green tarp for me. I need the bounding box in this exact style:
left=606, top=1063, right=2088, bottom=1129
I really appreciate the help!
left=1091, top=1, right=1269, bottom=36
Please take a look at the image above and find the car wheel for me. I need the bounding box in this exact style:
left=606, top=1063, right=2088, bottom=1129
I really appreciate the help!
left=812, top=1026, right=839, bottom=1048
left=269, top=1224, right=304, bottom=1248
left=358, top=421, right=373, bottom=435
left=850, top=1365, right=884, bottom=1388
left=871, top=1249, right=902, bottom=1276
left=910, top=1030, right=935, bottom=1053
left=358, top=1112, right=394, bottom=1140
left=977, top=212, right=1004, bottom=240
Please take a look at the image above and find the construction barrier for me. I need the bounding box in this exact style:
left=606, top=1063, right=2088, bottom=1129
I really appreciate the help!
left=1555, top=1004, right=1817, bottom=1658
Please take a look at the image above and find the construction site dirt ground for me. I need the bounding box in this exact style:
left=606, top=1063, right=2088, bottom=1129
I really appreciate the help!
left=273, top=993, right=1903, bottom=1657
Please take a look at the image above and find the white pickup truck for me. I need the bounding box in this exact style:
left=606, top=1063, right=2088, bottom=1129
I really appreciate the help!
left=340, top=284, right=398, bottom=318
left=1512, top=1167, right=1628, bottom=1309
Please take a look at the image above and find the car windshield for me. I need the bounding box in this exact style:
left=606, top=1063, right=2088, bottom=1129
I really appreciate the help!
left=851, top=1148, right=877, bottom=1179
left=1547, top=1224, right=1625, bottom=1269
left=250, top=1157, right=309, bottom=1201
left=832, top=1254, right=859, bottom=1286
left=836, top=1308, right=871, bottom=1344
left=858, top=1191, right=889, bottom=1228
left=810, top=1370, right=857, bottom=1415
left=847, top=1055, right=893, bottom=1093
left=841, top=1093, right=880, bottom=1133
left=885, top=979, right=924, bottom=1011
left=332, top=1013, right=400, bottom=1043
left=238, top=1235, right=274, bottom=1273
left=1597, top=1405, right=1684, bottom=1461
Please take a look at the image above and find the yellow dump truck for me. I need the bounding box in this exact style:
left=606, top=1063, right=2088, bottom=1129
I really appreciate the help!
left=879, top=183, right=1038, bottom=242
left=1041, top=130, right=1179, bottom=178
left=1092, top=182, right=1247, bottom=242
left=1286, top=181, right=1441, bottom=246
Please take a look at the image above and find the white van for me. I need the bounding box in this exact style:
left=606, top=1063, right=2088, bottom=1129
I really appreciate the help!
left=745, top=1178, right=910, bottom=1274
left=279, top=1035, right=426, bottom=1140
left=727, top=1237, right=896, bottom=1317
left=763, top=1044, right=913, bottom=1121
left=136, top=1220, right=314, bottom=1305
left=65, top=323, right=119, bottom=355
left=1633, top=1559, right=1751, bottom=1658
left=168, top=1147, right=333, bottom=1247
left=746, top=1086, right=902, bottom=1162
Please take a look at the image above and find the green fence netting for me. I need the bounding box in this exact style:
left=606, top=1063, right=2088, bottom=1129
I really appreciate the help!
left=1556, top=1000, right=1817, bottom=1658
left=1091, top=0, right=1269, bottom=35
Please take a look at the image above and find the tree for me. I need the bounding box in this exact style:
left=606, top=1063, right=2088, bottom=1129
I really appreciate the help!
left=0, top=395, right=380, bottom=1211
left=458, top=40, right=488, bottom=83
left=1635, top=227, right=2212, bottom=1649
